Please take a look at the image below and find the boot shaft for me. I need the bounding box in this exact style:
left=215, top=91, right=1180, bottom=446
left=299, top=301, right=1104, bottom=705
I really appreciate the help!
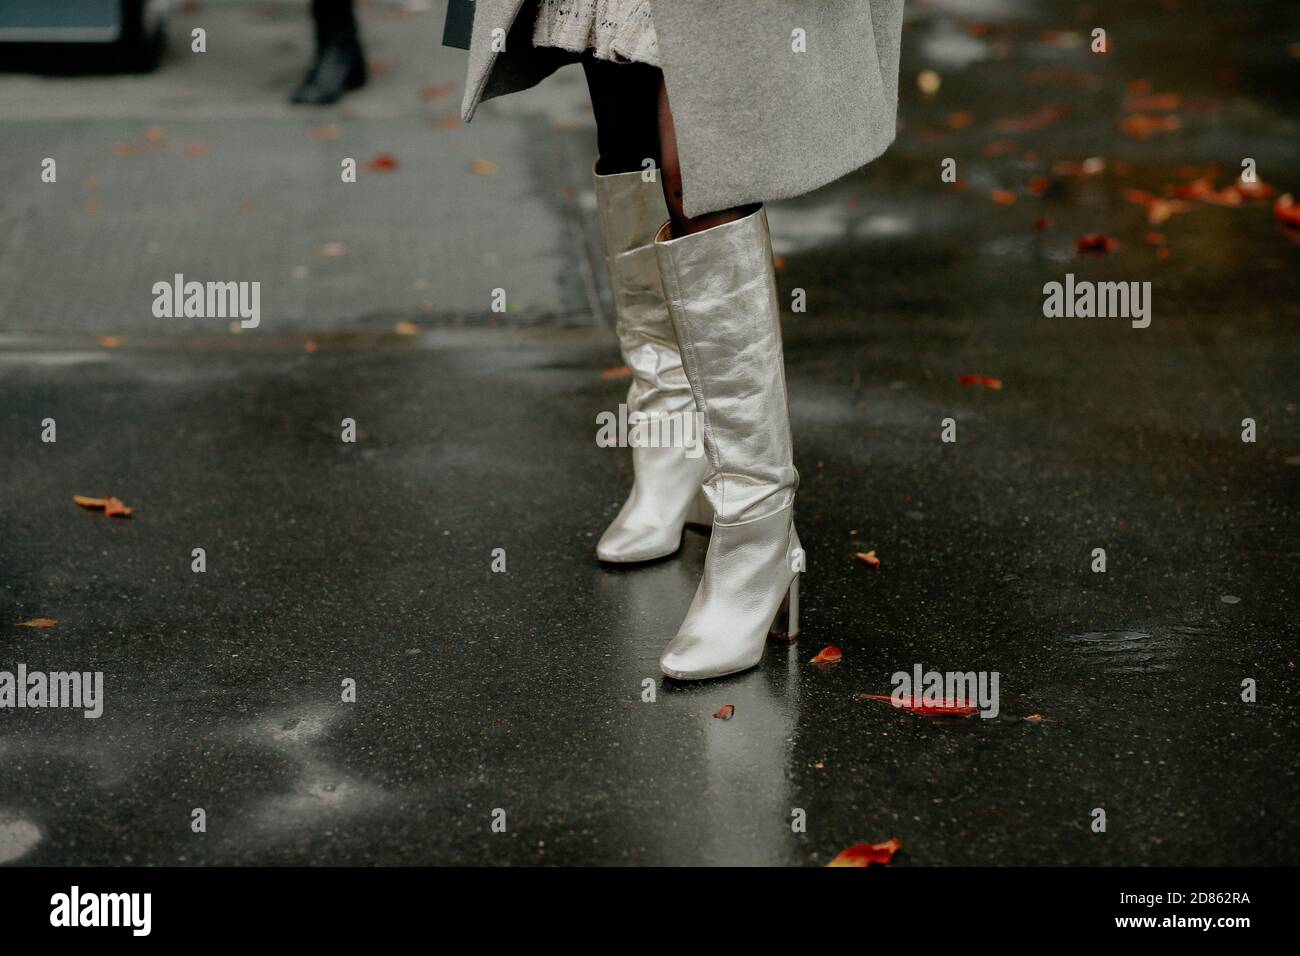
left=654, top=208, right=798, bottom=523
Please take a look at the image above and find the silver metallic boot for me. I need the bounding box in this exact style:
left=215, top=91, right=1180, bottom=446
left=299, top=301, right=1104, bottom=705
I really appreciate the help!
left=594, top=167, right=712, bottom=563
left=654, top=207, right=802, bottom=681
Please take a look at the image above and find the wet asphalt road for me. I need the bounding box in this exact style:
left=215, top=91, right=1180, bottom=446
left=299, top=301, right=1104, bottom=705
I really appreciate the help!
left=0, top=0, right=1298, bottom=865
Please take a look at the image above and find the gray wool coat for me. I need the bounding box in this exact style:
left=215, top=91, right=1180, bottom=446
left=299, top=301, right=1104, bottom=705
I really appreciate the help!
left=460, top=1, right=905, bottom=218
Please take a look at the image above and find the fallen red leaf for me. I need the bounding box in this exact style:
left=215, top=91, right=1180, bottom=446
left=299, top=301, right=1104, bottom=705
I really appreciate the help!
left=1052, top=157, right=1106, bottom=177
left=1172, top=177, right=1242, bottom=207
left=826, top=838, right=902, bottom=867
left=420, top=83, right=453, bottom=100
left=17, top=618, right=57, bottom=629
left=713, top=704, right=735, bottom=720
left=600, top=365, right=631, bottom=380
left=810, top=646, right=843, bottom=664
left=1120, top=113, right=1181, bottom=139
left=1236, top=180, right=1275, bottom=201
left=854, top=550, right=881, bottom=568
left=1122, top=92, right=1181, bottom=112
left=1027, top=176, right=1050, bottom=195
left=1024, top=714, right=1044, bottom=722
left=1275, top=194, right=1300, bottom=229
left=980, top=139, right=1019, bottom=158
left=364, top=152, right=400, bottom=173
left=958, top=374, right=1004, bottom=390
left=996, top=104, right=1066, bottom=132
left=945, top=111, right=975, bottom=130
left=1076, top=233, right=1118, bottom=253
left=73, top=495, right=133, bottom=518
left=1123, top=188, right=1191, bottom=225
left=990, top=188, right=1017, bottom=206
left=858, top=693, right=979, bottom=717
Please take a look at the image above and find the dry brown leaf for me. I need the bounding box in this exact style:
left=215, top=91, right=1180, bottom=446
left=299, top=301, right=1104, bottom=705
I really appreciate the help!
left=364, top=152, right=399, bottom=173
left=1120, top=113, right=1181, bottom=139
left=74, top=495, right=133, bottom=518
left=1076, top=233, right=1119, bottom=253
left=958, top=374, right=1004, bottom=390
left=18, top=618, right=58, bottom=629
left=826, top=838, right=902, bottom=867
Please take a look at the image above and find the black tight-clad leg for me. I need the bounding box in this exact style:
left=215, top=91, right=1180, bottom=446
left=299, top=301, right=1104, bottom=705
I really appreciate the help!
left=655, top=79, right=754, bottom=236
left=583, top=54, right=751, bottom=236
left=582, top=54, right=662, bottom=175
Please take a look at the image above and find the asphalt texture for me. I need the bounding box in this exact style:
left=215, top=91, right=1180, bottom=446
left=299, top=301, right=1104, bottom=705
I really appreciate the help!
left=0, top=0, right=1297, bottom=866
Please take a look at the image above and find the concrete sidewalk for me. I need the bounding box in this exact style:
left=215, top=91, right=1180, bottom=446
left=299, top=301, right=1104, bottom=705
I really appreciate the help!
left=0, top=0, right=606, bottom=333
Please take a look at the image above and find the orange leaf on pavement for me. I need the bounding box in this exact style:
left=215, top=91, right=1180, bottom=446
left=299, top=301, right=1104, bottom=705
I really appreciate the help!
left=713, top=704, right=735, bottom=720
left=855, top=550, right=881, bottom=568
left=1120, top=113, right=1181, bottom=139
left=859, top=693, right=978, bottom=717
left=810, top=646, right=843, bottom=664
left=1236, top=180, right=1275, bottom=201
left=996, top=104, right=1066, bottom=132
left=364, top=152, right=400, bottom=172
left=1275, top=194, right=1300, bottom=229
left=826, top=838, right=902, bottom=867
left=18, top=619, right=58, bottom=629
left=958, top=374, right=1003, bottom=390
left=1076, top=233, right=1118, bottom=253
left=74, top=495, right=133, bottom=518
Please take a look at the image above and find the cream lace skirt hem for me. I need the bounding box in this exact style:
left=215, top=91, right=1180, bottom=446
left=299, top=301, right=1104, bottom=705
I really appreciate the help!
left=532, top=0, right=660, bottom=67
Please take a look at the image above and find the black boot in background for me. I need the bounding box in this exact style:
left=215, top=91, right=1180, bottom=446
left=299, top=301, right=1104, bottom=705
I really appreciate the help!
left=291, top=0, right=367, bottom=105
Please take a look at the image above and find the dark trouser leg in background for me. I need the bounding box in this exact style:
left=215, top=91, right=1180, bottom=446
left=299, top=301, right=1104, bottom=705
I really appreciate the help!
left=291, top=0, right=367, bottom=106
